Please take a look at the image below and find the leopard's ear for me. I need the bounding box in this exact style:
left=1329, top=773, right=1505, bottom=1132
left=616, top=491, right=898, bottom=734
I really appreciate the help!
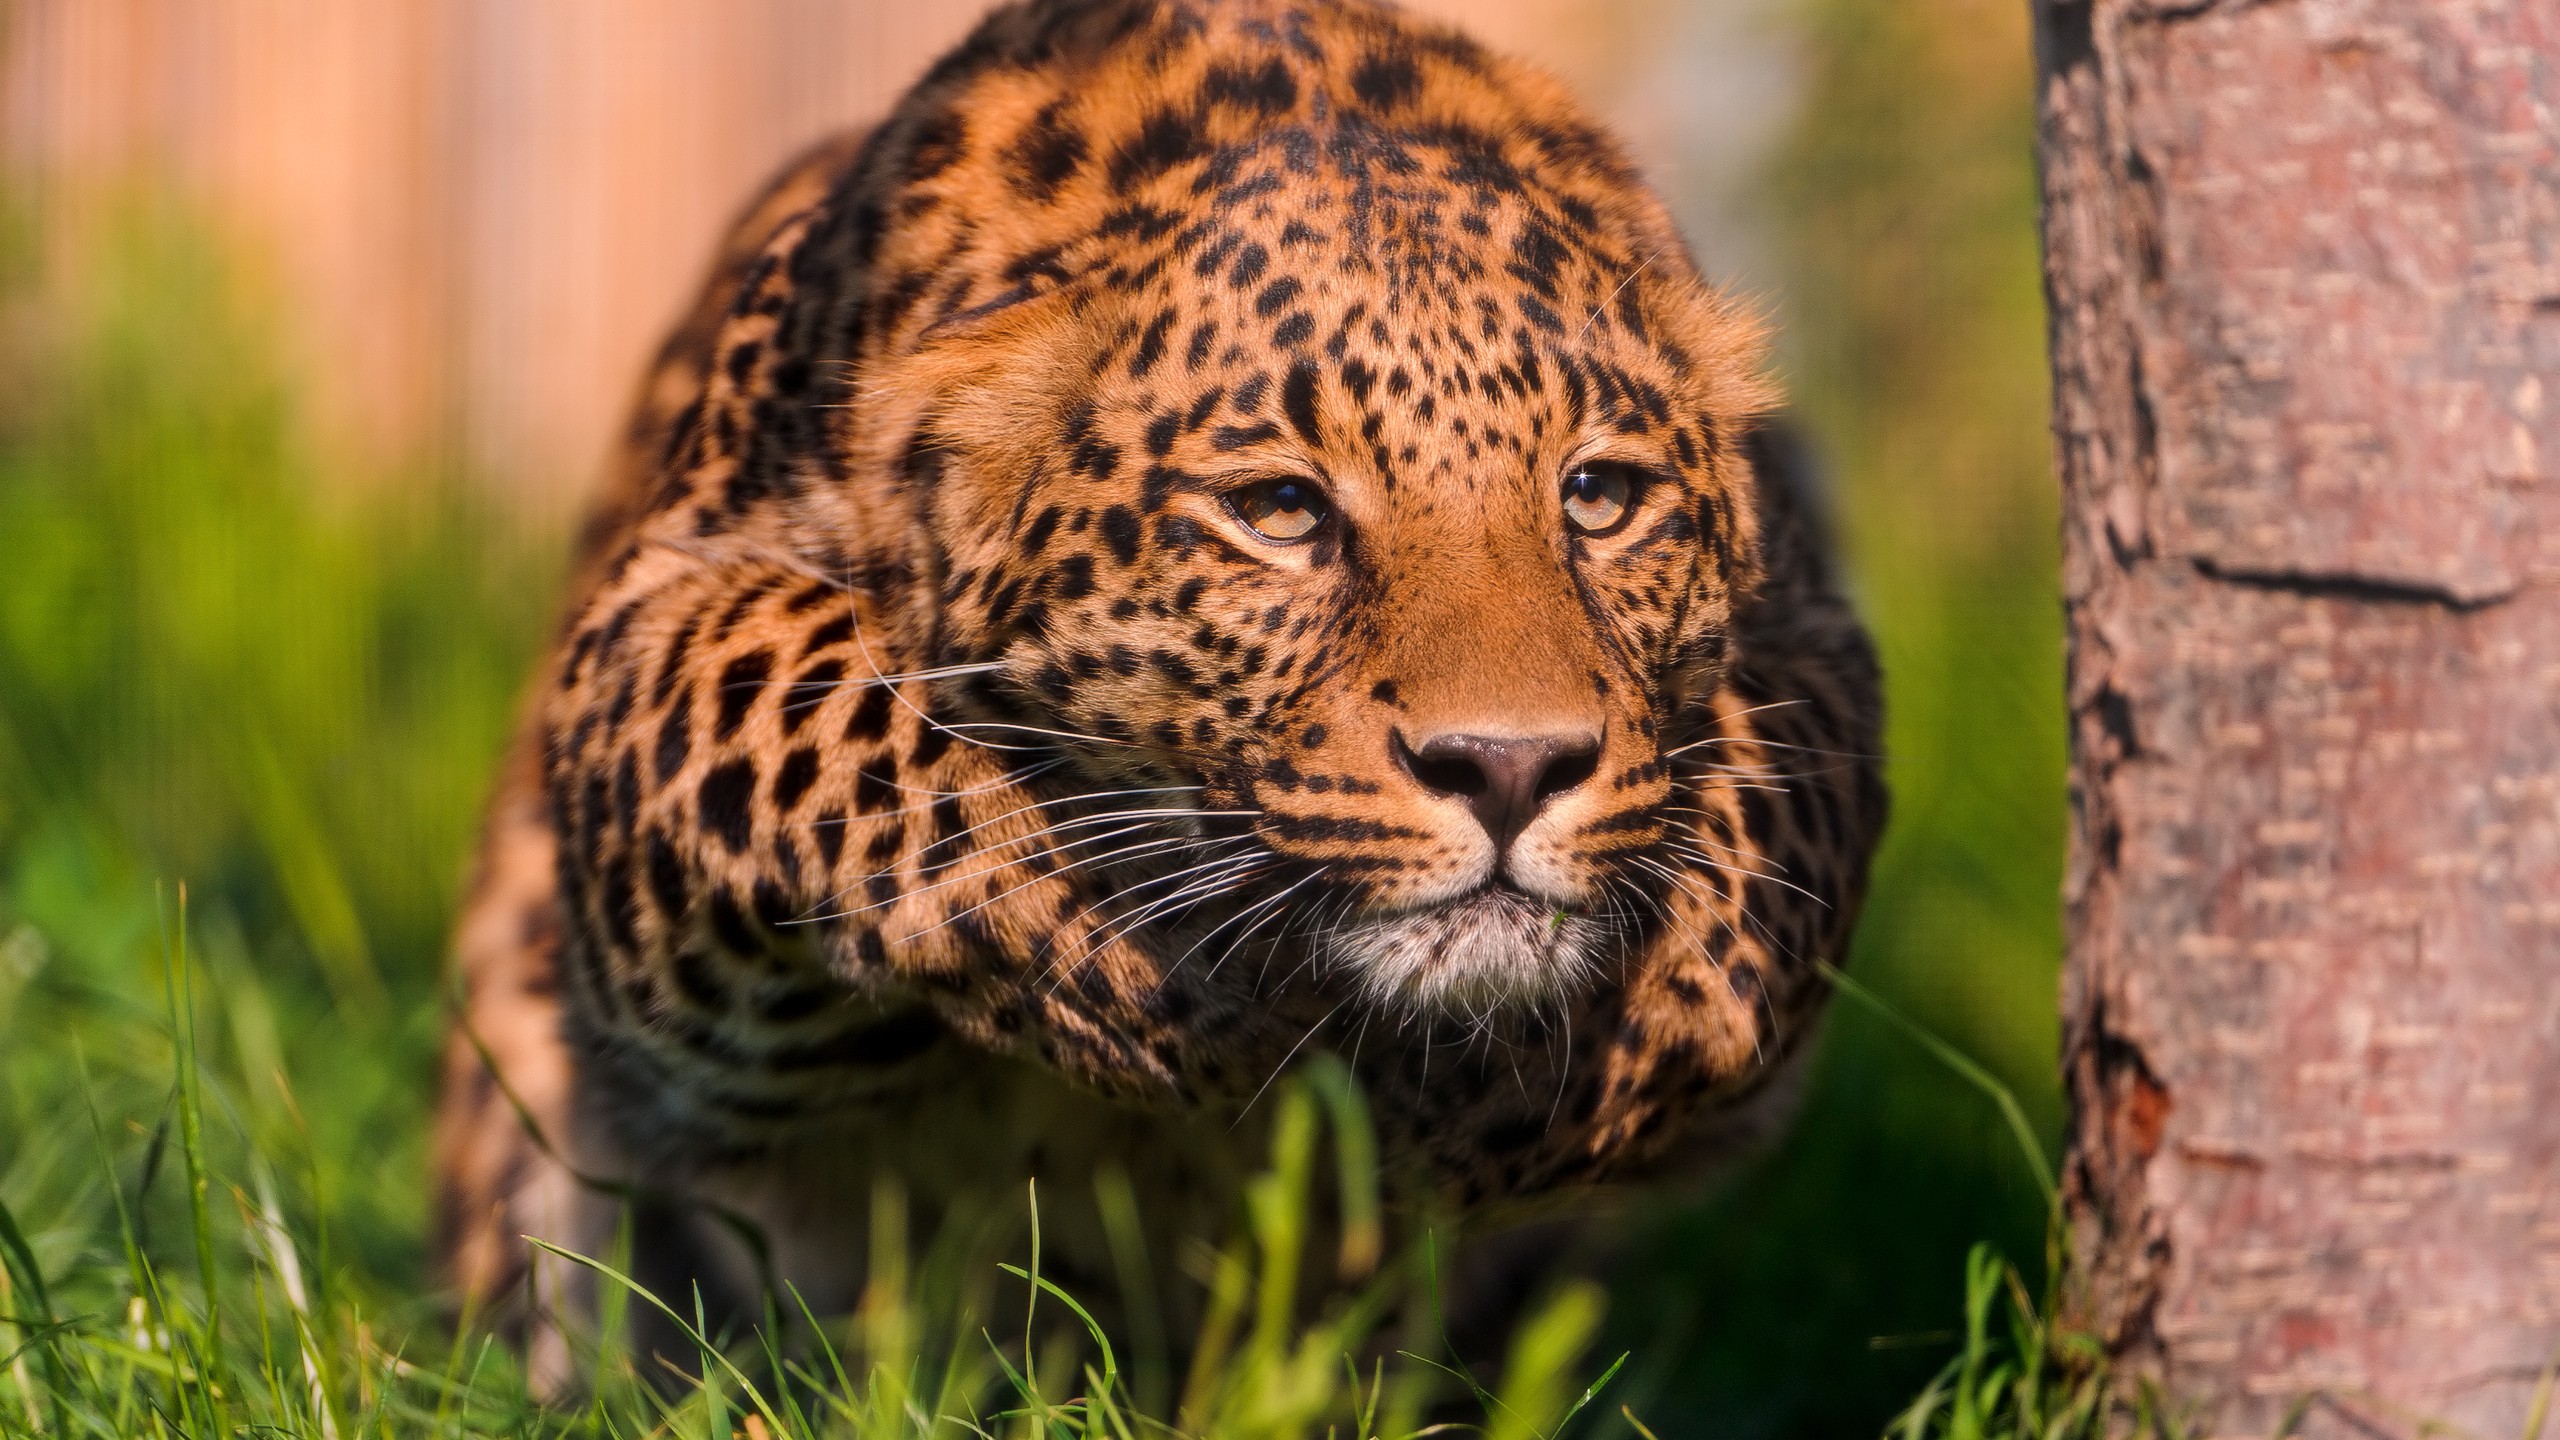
left=913, top=277, right=1090, bottom=379
left=1676, top=288, right=1780, bottom=433
left=1651, top=270, right=1781, bottom=600
left=913, top=278, right=1055, bottom=347
left=861, top=280, right=1124, bottom=603
left=840, top=273, right=1095, bottom=485
left=900, top=281, right=1111, bottom=474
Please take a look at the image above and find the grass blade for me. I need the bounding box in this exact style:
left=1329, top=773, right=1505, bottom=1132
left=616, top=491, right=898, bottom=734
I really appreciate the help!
left=1817, top=960, right=2056, bottom=1201
left=0, top=1194, right=70, bottom=1435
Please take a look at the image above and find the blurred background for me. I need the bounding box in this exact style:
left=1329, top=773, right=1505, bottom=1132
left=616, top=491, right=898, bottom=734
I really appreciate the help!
left=0, top=0, right=2056, bottom=1433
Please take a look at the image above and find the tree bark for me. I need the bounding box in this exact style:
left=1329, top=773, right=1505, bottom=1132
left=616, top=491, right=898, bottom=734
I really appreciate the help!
left=2034, top=2, right=2560, bottom=1434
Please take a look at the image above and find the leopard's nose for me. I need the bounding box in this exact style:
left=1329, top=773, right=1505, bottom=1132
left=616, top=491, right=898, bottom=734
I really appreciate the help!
left=1393, top=729, right=1602, bottom=853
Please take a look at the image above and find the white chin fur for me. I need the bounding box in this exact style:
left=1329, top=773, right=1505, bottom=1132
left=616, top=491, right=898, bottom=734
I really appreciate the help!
left=1321, top=887, right=1609, bottom=1019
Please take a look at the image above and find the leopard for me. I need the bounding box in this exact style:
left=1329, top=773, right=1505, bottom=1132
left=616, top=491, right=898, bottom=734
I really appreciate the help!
left=430, top=0, right=1886, bottom=1385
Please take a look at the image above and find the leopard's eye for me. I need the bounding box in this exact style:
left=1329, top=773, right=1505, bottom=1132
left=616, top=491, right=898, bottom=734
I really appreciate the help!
left=1226, top=478, right=1331, bottom=544
left=1562, top=461, right=1642, bottom=536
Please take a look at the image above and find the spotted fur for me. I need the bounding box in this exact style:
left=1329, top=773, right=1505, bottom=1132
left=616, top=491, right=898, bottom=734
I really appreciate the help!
left=433, top=0, right=1884, bottom=1370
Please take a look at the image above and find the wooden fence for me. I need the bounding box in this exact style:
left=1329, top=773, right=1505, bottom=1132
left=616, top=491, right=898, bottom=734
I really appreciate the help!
left=2, top=0, right=1769, bottom=514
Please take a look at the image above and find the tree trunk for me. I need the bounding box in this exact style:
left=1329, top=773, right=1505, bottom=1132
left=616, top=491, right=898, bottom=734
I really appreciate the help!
left=2033, top=2, right=2560, bottom=1434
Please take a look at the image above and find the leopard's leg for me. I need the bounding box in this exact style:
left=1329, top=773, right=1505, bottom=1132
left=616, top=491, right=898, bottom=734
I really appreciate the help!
left=433, top=723, right=803, bottom=1390
left=430, top=727, right=628, bottom=1390
left=433, top=127, right=889, bottom=1388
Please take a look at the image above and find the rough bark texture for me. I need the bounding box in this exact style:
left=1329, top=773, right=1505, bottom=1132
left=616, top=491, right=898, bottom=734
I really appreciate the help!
left=2034, top=1, right=2560, bottom=1434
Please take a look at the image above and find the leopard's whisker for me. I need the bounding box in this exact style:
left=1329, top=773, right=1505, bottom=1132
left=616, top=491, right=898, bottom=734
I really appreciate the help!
left=1628, top=854, right=1782, bottom=977
left=1298, top=883, right=1366, bottom=962
left=1664, top=733, right=1876, bottom=764
left=1044, top=872, right=1267, bottom=986
left=884, top=830, right=1250, bottom=939
left=1575, top=247, right=1660, bottom=346
left=1231, top=996, right=1350, bottom=1130
left=1653, top=827, right=1788, bottom=875
left=720, top=659, right=1008, bottom=697
left=1654, top=812, right=1791, bottom=870
left=796, top=782, right=1214, bottom=891
left=920, top=795, right=1244, bottom=870
left=931, top=826, right=1254, bottom=909
left=1662, top=758, right=1792, bottom=781
left=1076, top=852, right=1275, bottom=956
left=930, top=715, right=1239, bottom=773
left=800, top=758, right=1069, bottom=825
left=1180, top=865, right=1330, bottom=983
left=1620, top=860, right=1769, bottom=1060
left=1656, top=839, right=1824, bottom=906
left=832, top=596, right=1030, bottom=757
left=1239, top=867, right=1339, bottom=964
left=852, top=777, right=1200, bottom=839
left=1669, top=748, right=1859, bottom=776
left=810, top=820, right=1196, bottom=921
left=1040, top=838, right=1275, bottom=960
left=1661, top=695, right=1809, bottom=734
left=933, top=717, right=1155, bottom=751
left=1090, top=846, right=1270, bottom=922
left=824, top=600, right=1191, bottom=767
left=1543, top=971, right=1581, bottom=1129
left=1672, top=776, right=1794, bottom=795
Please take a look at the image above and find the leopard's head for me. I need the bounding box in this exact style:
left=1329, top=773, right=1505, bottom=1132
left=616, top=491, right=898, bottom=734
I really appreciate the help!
left=866, top=0, right=1773, bottom=1018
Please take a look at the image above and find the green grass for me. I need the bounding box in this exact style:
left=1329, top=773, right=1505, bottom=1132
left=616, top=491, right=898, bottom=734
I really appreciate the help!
left=0, top=198, right=547, bottom=1307
left=0, top=887, right=2092, bottom=1440
left=0, top=909, right=1633, bottom=1439
left=0, top=4, right=2088, bottom=1430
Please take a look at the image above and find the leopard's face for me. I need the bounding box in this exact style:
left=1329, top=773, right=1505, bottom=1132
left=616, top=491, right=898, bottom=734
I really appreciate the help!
left=899, top=58, right=1772, bottom=1017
